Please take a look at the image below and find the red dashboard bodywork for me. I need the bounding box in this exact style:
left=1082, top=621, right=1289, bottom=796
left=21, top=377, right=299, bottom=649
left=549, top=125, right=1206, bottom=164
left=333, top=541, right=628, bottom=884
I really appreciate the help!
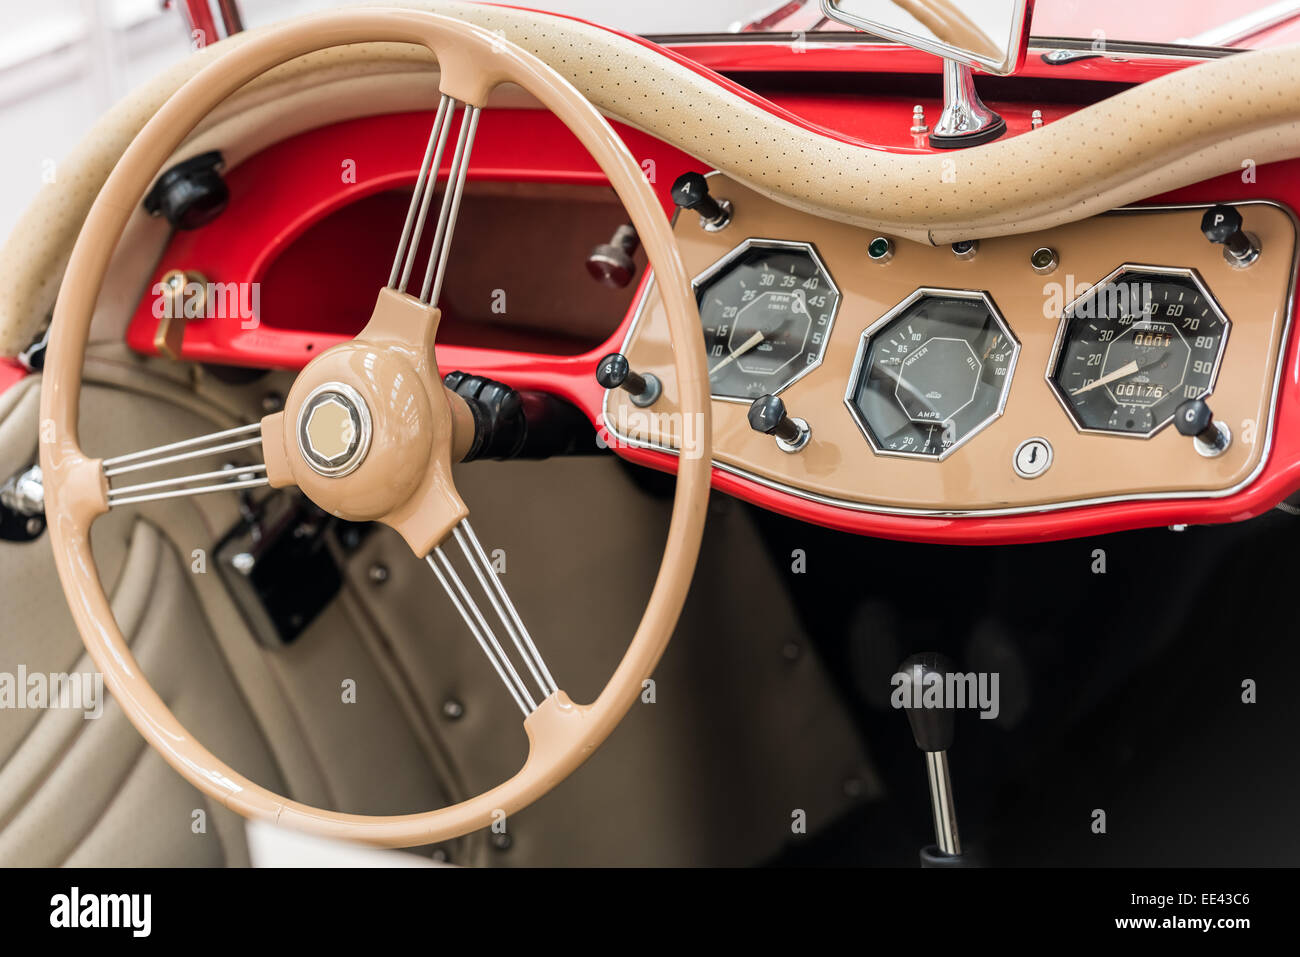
left=121, top=37, right=1300, bottom=545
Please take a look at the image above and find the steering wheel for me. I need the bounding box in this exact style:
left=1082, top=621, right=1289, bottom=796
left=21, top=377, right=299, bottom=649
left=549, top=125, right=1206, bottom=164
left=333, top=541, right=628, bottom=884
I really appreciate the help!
left=39, top=8, right=711, bottom=847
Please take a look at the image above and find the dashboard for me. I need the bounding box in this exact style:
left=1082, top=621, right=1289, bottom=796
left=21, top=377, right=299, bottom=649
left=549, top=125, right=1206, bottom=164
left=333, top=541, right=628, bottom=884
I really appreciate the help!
left=605, top=175, right=1298, bottom=517
left=113, top=96, right=1300, bottom=545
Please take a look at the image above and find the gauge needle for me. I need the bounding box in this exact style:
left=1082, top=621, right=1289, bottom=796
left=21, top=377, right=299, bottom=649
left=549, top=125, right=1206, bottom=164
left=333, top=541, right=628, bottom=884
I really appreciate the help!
left=1070, top=360, right=1139, bottom=396
left=874, top=361, right=943, bottom=420
left=710, top=330, right=765, bottom=376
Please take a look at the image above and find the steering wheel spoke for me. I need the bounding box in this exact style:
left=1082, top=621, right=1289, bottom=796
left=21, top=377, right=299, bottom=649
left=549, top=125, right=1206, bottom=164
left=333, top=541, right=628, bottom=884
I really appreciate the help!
left=425, top=517, right=556, bottom=717
left=388, top=93, right=482, bottom=308
left=102, top=422, right=268, bottom=507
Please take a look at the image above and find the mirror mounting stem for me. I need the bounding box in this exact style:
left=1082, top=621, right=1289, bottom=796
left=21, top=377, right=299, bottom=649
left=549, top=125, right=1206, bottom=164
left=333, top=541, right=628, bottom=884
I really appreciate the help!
left=930, top=59, right=1006, bottom=149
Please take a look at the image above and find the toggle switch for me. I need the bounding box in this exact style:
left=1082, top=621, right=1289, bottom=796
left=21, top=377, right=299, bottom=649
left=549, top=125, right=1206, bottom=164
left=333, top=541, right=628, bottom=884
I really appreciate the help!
left=586, top=224, right=640, bottom=288
left=596, top=353, right=660, bottom=407
left=1175, top=398, right=1231, bottom=457
left=1201, top=204, right=1260, bottom=268
left=671, top=172, right=733, bottom=231
left=748, top=394, right=810, bottom=453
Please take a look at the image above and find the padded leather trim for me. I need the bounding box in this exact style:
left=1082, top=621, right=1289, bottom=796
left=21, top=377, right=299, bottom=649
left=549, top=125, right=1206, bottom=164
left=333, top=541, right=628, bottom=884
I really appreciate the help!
left=3, top=0, right=1300, bottom=354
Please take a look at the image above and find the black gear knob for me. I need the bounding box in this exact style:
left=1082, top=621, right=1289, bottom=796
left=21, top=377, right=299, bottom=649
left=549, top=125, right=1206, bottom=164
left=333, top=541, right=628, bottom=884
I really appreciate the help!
left=1201, top=204, right=1259, bottom=266
left=671, top=171, right=732, bottom=230
left=896, top=652, right=957, bottom=753
left=897, top=652, right=965, bottom=861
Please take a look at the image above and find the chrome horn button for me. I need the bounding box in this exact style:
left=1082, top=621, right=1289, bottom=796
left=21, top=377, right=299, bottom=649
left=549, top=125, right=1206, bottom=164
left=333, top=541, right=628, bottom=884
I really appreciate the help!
left=296, top=382, right=372, bottom=477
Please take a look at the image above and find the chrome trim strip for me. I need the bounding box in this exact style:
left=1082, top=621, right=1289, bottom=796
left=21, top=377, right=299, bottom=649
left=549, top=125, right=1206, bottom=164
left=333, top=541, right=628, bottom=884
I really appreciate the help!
left=1182, top=1, right=1300, bottom=47
left=603, top=200, right=1298, bottom=518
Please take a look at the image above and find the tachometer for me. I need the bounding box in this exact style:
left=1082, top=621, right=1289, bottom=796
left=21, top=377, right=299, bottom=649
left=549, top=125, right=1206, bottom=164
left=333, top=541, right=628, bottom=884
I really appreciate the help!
left=845, top=289, right=1019, bottom=460
left=1046, top=266, right=1230, bottom=436
left=693, top=239, right=840, bottom=400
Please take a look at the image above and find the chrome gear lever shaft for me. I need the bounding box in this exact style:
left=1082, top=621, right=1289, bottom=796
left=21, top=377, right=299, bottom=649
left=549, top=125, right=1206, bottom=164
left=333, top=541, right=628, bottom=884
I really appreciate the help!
left=897, top=652, right=968, bottom=865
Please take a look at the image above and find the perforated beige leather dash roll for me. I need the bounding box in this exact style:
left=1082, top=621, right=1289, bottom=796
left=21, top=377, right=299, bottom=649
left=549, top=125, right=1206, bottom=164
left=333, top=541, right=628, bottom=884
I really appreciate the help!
left=3, top=0, right=1300, bottom=355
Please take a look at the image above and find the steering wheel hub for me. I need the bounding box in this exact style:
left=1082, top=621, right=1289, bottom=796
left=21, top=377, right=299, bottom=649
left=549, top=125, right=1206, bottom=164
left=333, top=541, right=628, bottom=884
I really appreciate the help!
left=298, top=382, right=372, bottom=477
left=274, top=320, right=437, bottom=527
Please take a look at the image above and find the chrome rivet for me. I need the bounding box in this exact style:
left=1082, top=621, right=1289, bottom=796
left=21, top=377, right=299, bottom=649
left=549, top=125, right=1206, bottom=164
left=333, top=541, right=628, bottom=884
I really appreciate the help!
left=1030, top=109, right=1044, bottom=129
left=261, top=392, right=284, bottom=414
left=231, top=552, right=255, bottom=575
left=367, top=563, right=389, bottom=584
left=442, top=699, right=465, bottom=720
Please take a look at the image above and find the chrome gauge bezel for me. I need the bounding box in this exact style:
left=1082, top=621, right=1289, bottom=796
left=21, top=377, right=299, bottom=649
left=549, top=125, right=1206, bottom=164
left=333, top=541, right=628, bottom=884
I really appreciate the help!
left=691, top=238, right=841, bottom=403
left=844, top=287, right=1021, bottom=462
left=1045, top=264, right=1232, bottom=439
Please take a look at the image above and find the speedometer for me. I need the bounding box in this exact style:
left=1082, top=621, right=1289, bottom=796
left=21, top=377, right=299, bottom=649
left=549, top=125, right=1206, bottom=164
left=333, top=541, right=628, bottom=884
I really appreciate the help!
left=693, top=239, right=840, bottom=400
left=1047, top=266, right=1230, bottom=437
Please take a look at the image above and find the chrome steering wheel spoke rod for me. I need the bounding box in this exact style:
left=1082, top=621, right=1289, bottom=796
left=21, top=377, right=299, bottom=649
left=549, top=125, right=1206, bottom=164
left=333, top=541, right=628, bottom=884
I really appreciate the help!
left=425, top=517, right=557, bottom=717
left=102, top=423, right=268, bottom=507
left=387, top=94, right=482, bottom=309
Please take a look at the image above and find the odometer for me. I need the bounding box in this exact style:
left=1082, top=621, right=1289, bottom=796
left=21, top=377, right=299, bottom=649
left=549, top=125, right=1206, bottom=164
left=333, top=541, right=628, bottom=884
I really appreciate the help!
left=693, top=239, right=840, bottom=400
left=1047, top=267, right=1230, bottom=436
left=845, top=289, right=1019, bottom=460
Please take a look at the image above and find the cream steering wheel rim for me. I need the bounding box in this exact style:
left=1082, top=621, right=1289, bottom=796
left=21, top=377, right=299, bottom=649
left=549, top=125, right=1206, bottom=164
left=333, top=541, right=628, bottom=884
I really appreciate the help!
left=38, top=8, right=711, bottom=847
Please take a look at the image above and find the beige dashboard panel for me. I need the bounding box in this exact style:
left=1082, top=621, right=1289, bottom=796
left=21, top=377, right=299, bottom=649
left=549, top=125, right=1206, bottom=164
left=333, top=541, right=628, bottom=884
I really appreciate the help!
left=607, top=178, right=1297, bottom=514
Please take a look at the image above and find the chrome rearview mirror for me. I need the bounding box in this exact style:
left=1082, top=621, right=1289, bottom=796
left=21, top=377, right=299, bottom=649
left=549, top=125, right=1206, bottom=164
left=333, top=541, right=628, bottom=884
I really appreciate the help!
left=820, top=0, right=1035, bottom=147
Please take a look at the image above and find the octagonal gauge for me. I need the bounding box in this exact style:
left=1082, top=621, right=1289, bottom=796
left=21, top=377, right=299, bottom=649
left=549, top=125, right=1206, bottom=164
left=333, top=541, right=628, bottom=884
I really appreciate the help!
left=1046, top=265, right=1231, bottom=437
left=845, top=288, right=1019, bottom=460
left=693, top=239, right=841, bottom=400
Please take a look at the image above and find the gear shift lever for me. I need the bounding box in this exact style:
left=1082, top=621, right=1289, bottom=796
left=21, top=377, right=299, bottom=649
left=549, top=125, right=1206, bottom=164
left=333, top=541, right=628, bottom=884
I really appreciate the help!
left=897, top=652, right=968, bottom=866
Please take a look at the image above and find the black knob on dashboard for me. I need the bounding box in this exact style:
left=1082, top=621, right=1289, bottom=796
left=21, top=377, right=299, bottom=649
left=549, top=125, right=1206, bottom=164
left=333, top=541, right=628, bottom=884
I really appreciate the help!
left=1201, top=204, right=1259, bottom=266
left=671, top=171, right=732, bottom=230
left=586, top=224, right=640, bottom=288
left=747, top=394, right=810, bottom=452
left=596, top=353, right=660, bottom=406
left=142, top=150, right=229, bottom=230
left=1174, top=398, right=1231, bottom=456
